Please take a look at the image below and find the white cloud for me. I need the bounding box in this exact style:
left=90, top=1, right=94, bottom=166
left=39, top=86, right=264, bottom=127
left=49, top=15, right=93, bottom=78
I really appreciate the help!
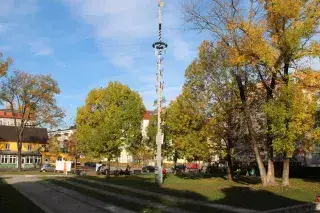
left=62, top=0, right=186, bottom=69
left=28, top=40, right=53, bottom=56
left=172, top=38, right=193, bottom=61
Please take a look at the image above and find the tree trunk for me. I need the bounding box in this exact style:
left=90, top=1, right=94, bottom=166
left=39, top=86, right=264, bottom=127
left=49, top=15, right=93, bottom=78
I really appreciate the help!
left=107, top=158, right=111, bottom=177
left=282, top=62, right=290, bottom=187
left=226, top=142, right=234, bottom=181
left=265, top=73, right=277, bottom=185
left=234, top=73, right=268, bottom=186
left=75, top=155, right=78, bottom=170
left=267, top=159, right=277, bottom=185
left=266, top=127, right=277, bottom=185
left=226, top=154, right=233, bottom=181
left=17, top=137, right=22, bottom=172
left=282, top=154, right=290, bottom=186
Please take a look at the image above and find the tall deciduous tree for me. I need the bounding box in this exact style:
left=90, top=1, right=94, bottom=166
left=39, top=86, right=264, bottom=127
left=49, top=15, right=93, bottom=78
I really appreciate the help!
left=263, top=72, right=320, bottom=185
left=183, top=0, right=320, bottom=186
left=76, top=82, right=145, bottom=170
left=0, top=70, right=64, bottom=171
left=166, top=90, right=211, bottom=162
left=185, top=41, right=250, bottom=180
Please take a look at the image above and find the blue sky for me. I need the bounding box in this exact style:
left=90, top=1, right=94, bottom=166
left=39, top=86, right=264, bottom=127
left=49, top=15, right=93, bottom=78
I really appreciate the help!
left=0, top=0, right=210, bottom=127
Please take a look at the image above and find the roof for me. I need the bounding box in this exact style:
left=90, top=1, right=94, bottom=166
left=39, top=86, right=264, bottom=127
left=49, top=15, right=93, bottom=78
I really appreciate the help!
left=0, top=150, right=42, bottom=156
left=143, top=111, right=153, bottom=120
left=48, top=125, right=77, bottom=133
left=0, top=109, right=23, bottom=119
left=0, top=125, right=48, bottom=143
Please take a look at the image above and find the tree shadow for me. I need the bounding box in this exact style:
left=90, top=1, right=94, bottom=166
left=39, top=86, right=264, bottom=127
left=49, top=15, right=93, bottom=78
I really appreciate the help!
left=81, top=174, right=318, bottom=211
left=233, top=175, right=261, bottom=185
left=174, top=172, right=227, bottom=180
left=302, top=177, right=320, bottom=183
left=3, top=175, right=319, bottom=213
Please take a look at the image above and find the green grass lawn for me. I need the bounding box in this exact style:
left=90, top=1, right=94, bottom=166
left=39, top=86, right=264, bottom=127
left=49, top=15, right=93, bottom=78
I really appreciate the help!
left=44, top=177, right=232, bottom=213
left=76, top=174, right=320, bottom=211
left=0, top=178, right=44, bottom=213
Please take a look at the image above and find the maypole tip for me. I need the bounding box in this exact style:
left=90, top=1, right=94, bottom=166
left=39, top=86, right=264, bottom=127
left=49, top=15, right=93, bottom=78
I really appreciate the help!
left=158, top=0, right=165, bottom=7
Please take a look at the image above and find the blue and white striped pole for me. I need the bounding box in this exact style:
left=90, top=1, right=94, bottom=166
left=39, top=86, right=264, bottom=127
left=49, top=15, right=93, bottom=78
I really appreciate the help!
left=153, top=0, right=167, bottom=186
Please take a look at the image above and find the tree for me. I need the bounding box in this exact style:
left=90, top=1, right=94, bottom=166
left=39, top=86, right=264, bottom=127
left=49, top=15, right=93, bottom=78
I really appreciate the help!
left=166, top=90, right=211, bottom=162
left=263, top=72, right=320, bottom=185
left=146, top=114, right=175, bottom=163
left=0, top=70, right=64, bottom=171
left=183, top=0, right=320, bottom=186
left=47, top=137, right=61, bottom=158
left=0, top=53, right=11, bottom=77
left=184, top=41, right=250, bottom=180
left=64, top=133, right=80, bottom=168
left=76, top=82, right=145, bottom=173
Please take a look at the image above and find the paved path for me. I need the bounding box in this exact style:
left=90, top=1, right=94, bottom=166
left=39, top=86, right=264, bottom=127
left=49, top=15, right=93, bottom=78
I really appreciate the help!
left=3, top=175, right=129, bottom=213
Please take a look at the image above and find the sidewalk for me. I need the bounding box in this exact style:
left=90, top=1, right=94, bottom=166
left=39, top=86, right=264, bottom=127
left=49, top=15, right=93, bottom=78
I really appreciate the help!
left=4, top=175, right=115, bottom=213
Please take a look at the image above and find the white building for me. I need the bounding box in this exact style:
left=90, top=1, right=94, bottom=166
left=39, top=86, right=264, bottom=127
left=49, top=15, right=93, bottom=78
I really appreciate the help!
left=117, top=111, right=152, bottom=164
left=0, top=109, right=35, bottom=126
left=48, top=126, right=76, bottom=149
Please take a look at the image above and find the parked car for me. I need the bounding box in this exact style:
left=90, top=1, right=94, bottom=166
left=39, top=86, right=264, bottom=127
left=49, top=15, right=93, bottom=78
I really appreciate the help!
left=142, top=166, right=155, bottom=173
left=84, top=162, right=96, bottom=167
left=172, top=164, right=186, bottom=173
left=40, top=164, right=55, bottom=172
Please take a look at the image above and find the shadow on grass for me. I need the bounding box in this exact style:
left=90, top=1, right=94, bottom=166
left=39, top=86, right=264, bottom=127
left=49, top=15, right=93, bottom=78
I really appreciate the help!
left=302, top=177, right=320, bottom=183
left=233, top=175, right=261, bottom=185
left=74, top=174, right=317, bottom=211
left=4, top=175, right=319, bottom=213
left=174, top=172, right=227, bottom=180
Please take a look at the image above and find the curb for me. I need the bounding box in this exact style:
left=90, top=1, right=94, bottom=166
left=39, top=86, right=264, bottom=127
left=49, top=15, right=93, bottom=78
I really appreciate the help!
left=262, top=202, right=320, bottom=213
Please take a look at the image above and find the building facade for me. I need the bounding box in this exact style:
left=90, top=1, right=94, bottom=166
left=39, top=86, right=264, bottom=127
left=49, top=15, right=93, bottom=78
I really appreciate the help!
left=0, top=108, right=35, bottom=127
left=0, top=125, right=48, bottom=168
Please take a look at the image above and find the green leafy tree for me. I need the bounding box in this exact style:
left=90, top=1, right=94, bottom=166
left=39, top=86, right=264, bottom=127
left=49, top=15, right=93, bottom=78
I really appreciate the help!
left=146, top=114, right=175, bottom=163
left=76, top=82, right=145, bottom=171
left=183, top=0, right=320, bottom=186
left=166, top=90, right=211, bottom=162
left=263, top=77, right=320, bottom=185
left=47, top=137, right=61, bottom=158
left=184, top=41, right=252, bottom=180
left=0, top=70, right=64, bottom=171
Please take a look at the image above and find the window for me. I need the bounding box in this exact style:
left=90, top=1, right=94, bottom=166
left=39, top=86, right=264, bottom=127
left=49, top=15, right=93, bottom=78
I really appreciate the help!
left=5, top=144, right=10, bottom=150
left=57, top=157, right=62, bottom=161
left=34, top=157, right=41, bottom=164
left=1, top=155, right=8, bottom=164
left=8, top=156, right=16, bottom=164
left=27, top=144, right=32, bottom=151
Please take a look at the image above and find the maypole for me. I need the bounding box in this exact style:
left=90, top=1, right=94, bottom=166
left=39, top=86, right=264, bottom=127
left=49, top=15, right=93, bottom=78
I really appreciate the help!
left=152, top=0, right=167, bottom=186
